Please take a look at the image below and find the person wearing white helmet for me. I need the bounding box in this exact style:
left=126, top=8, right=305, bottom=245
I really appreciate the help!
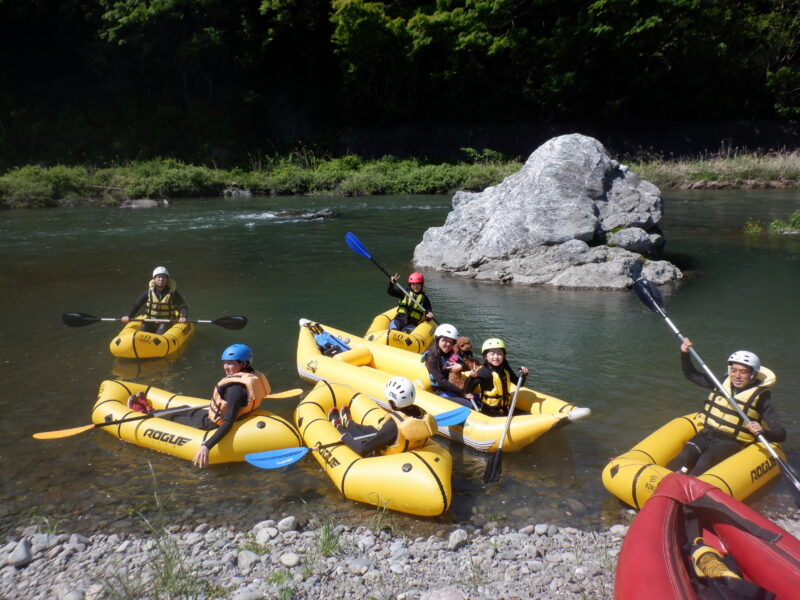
left=463, top=338, right=529, bottom=416
left=671, top=337, right=786, bottom=475
left=328, top=376, right=436, bottom=456
left=121, top=266, right=188, bottom=334
left=387, top=271, right=434, bottom=332
left=423, top=323, right=477, bottom=408
left=163, top=344, right=271, bottom=468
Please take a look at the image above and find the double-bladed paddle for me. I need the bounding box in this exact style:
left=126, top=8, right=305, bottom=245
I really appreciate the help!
left=245, top=405, right=471, bottom=469
left=344, top=232, right=436, bottom=323
left=632, top=277, right=800, bottom=507
left=32, top=388, right=304, bottom=440
left=62, top=312, right=248, bottom=330
left=483, top=371, right=527, bottom=483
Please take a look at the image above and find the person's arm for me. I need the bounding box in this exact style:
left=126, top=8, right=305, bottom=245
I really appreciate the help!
left=171, top=290, right=189, bottom=319
left=680, top=350, right=715, bottom=389
left=123, top=290, right=149, bottom=320
left=426, top=353, right=465, bottom=396
left=201, top=384, right=247, bottom=452
left=463, top=368, right=491, bottom=396
left=755, top=392, right=787, bottom=443
left=342, top=420, right=397, bottom=455
left=386, top=282, right=404, bottom=299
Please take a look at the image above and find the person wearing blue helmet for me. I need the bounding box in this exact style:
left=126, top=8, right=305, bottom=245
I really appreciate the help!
left=164, top=343, right=271, bottom=467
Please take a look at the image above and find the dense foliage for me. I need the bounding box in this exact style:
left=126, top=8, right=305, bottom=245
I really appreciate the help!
left=1, top=0, right=799, bottom=168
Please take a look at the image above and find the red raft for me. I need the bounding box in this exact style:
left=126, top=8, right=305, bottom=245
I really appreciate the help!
left=615, top=473, right=800, bottom=600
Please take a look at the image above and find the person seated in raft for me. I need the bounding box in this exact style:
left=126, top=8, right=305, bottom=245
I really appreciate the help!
left=670, top=338, right=786, bottom=476
left=162, top=344, right=270, bottom=468
left=462, top=338, right=529, bottom=417
left=423, top=324, right=478, bottom=409
left=121, top=266, right=188, bottom=334
left=328, top=376, right=437, bottom=456
left=387, top=271, right=434, bottom=332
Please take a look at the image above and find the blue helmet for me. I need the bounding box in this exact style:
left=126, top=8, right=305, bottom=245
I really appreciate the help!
left=221, top=344, right=252, bottom=362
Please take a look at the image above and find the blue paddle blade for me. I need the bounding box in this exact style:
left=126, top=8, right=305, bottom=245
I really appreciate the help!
left=245, top=446, right=310, bottom=469
left=345, top=232, right=372, bottom=259
left=434, top=406, right=471, bottom=427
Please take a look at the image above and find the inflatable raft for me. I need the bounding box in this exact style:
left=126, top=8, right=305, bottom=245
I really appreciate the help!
left=92, top=380, right=302, bottom=464
left=615, top=472, right=800, bottom=599
left=297, top=319, right=591, bottom=453
left=109, top=315, right=195, bottom=359
left=602, top=413, right=784, bottom=509
left=363, top=307, right=435, bottom=354
left=294, top=380, right=452, bottom=517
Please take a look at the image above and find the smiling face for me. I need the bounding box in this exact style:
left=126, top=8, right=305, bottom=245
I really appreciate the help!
left=728, top=363, right=754, bottom=388
left=223, top=360, right=243, bottom=377
left=438, top=337, right=455, bottom=353
left=410, top=282, right=423, bottom=292
left=153, top=274, right=169, bottom=288
left=485, top=349, right=505, bottom=367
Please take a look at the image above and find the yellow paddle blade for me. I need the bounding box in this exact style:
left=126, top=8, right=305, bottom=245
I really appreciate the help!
left=33, top=424, right=95, bottom=440
left=266, top=388, right=303, bottom=399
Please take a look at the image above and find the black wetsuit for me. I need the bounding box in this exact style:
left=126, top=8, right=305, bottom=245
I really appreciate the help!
left=672, top=353, right=786, bottom=475
left=167, top=381, right=247, bottom=451
left=424, top=347, right=474, bottom=408
left=386, top=283, right=432, bottom=331
left=463, top=360, right=523, bottom=416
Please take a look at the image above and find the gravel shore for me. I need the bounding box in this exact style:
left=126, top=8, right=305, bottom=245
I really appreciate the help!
left=3, top=509, right=798, bottom=599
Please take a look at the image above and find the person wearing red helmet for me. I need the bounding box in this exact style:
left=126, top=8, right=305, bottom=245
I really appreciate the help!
left=387, top=271, right=434, bottom=332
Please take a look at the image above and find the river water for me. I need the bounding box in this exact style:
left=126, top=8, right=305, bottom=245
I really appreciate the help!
left=1, top=190, right=799, bottom=537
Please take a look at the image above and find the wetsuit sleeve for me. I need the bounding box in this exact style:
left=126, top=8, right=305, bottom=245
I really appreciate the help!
left=387, top=283, right=404, bottom=300
left=681, top=352, right=716, bottom=389
left=203, top=383, right=247, bottom=450
left=421, top=293, right=432, bottom=312
left=463, top=368, right=492, bottom=396
left=426, top=352, right=464, bottom=396
left=126, top=290, right=149, bottom=319
left=342, top=420, right=398, bottom=455
left=171, top=290, right=189, bottom=318
left=758, top=392, right=787, bottom=443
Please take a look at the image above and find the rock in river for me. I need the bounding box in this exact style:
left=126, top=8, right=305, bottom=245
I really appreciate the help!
left=413, top=133, right=682, bottom=289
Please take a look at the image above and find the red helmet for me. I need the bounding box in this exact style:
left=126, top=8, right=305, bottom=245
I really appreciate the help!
left=408, top=272, right=424, bottom=284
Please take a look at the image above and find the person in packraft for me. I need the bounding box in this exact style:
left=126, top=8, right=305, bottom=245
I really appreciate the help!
left=463, top=338, right=529, bottom=416
left=152, top=344, right=271, bottom=468
left=669, top=338, right=785, bottom=475
left=423, top=323, right=477, bottom=409
left=327, top=376, right=436, bottom=456
left=387, top=271, right=434, bottom=332
left=121, top=266, right=188, bottom=334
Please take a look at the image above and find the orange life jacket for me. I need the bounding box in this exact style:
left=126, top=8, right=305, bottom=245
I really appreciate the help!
left=208, top=370, right=270, bottom=426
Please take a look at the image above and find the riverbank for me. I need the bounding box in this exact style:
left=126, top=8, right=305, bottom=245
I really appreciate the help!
left=4, top=507, right=799, bottom=600
left=2, top=150, right=799, bottom=209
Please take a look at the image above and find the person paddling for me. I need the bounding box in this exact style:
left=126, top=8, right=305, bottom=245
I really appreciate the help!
left=463, top=338, right=529, bottom=416
left=387, top=272, right=434, bottom=332
left=121, top=266, right=188, bottom=334
left=671, top=338, right=786, bottom=475
left=328, top=377, right=436, bottom=456
left=153, top=344, right=270, bottom=468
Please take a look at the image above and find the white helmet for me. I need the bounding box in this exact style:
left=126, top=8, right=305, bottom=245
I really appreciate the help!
left=152, top=266, right=170, bottom=278
left=384, top=376, right=416, bottom=408
left=728, top=350, right=760, bottom=373
left=434, top=323, right=459, bottom=341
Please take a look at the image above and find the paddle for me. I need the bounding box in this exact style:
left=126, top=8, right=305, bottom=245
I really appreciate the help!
left=62, top=312, right=248, bottom=330
left=483, top=371, right=527, bottom=484
left=344, top=232, right=435, bottom=322
left=32, top=388, right=304, bottom=440
left=632, top=278, right=800, bottom=507
left=245, top=405, right=471, bottom=469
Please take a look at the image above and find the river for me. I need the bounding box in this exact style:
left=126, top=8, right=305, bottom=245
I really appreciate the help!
left=1, top=190, right=799, bottom=537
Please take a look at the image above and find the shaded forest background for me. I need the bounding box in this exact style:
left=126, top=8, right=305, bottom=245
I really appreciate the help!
left=2, top=0, right=799, bottom=170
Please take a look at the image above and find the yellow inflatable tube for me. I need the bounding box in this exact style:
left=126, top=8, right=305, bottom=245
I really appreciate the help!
left=109, top=315, right=195, bottom=359
left=364, top=307, right=435, bottom=354
left=297, top=319, right=591, bottom=453
left=295, top=380, right=452, bottom=517
left=602, top=412, right=784, bottom=509
left=92, top=380, right=302, bottom=464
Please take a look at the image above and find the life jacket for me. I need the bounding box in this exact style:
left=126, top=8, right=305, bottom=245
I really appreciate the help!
left=208, top=370, right=269, bottom=426
left=701, top=366, right=776, bottom=443
left=144, top=279, right=180, bottom=320
left=479, top=366, right=515, bottom=411
left=378, top=410, right=437, bottom=455
left=396, top=291, right=425, bottom=323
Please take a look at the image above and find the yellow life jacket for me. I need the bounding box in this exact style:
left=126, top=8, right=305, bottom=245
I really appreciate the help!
left=397, top=291, right=425, bottom=322
left=379, top=410, right=437, bottom=455
left=701, top=366, right=776, bottom=443
left=144, top=279, right=180, bottom=320
left=208, top=370, right=270, bottom=426
left=480, top=367, right=516, bottom=411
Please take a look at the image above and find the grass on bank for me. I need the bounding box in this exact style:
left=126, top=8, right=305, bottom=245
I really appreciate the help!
left=3, top=147, right=800, bottom=208
left=743, top=209, right=800, bottom=234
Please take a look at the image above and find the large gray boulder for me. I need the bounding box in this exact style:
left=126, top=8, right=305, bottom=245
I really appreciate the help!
left=413, top=134, right=681, bottom=289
